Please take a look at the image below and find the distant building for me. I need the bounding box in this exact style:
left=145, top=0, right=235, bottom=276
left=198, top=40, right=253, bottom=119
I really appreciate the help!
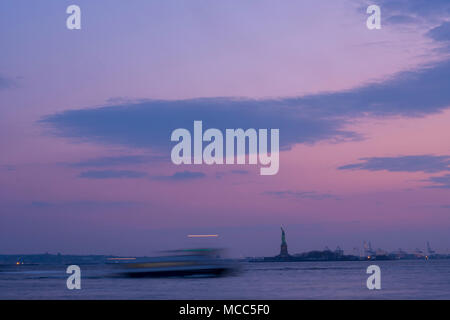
left=363, top=241, right=376, bottom=258
left=427, top=241, right=436, bottom=256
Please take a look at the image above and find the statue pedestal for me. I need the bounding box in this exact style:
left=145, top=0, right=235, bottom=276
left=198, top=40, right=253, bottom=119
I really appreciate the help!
left=280, top=243, right=289, bottom=257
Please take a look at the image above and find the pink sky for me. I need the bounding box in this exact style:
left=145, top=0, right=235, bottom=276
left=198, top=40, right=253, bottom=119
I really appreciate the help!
left=1, top=0, right=450, bottom=256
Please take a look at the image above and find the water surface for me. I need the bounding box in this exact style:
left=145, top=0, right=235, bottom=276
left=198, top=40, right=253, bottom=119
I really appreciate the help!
left=1, top=260, right=449, bottom=299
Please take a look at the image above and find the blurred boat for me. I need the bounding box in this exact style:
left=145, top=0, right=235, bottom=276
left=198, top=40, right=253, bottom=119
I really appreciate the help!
left=106, top=248, right=235, bottom=278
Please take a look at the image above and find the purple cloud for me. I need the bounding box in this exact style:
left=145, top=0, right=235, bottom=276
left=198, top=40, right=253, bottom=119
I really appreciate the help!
left=338, top=155, right=450, bottom=173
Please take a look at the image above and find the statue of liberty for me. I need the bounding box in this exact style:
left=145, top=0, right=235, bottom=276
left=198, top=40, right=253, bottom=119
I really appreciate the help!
left=279, top=226, right=289, bottom=257
left=281, top=227, right=286, bottom=245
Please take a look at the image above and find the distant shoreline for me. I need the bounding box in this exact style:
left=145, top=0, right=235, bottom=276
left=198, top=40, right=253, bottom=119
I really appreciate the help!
left=1, top=252, right=449, bottom=266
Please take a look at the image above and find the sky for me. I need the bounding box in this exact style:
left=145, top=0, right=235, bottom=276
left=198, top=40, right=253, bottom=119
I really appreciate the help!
left=1, top=0, right=450, bottom=257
